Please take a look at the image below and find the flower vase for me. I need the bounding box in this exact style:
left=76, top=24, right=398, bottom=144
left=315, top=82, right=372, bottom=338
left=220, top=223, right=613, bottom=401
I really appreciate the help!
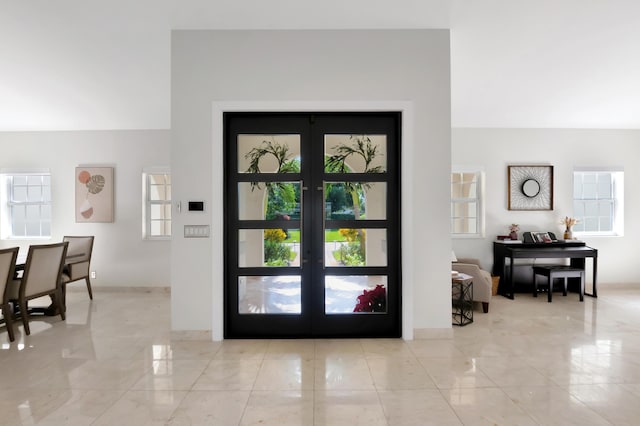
left=563, top=227, right=573, bottom=240
left=509, top=231, right=518, bottom=240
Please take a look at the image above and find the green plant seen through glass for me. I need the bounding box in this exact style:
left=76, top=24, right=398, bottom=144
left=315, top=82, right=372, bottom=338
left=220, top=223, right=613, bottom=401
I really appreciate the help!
left=282, top=230, right=360, bottom=244
left=333, top=243, right=364, bottom=266
left=283, top=230, right=300, bottom=243
left=243, top=139, right=301, bottom=221
left=265, top=182, right=300, bottom=220
left=334, top=228, right=365, bottom=266
left=325, top=135, right=384, bottom=221
left=248, top=137, right=381, bottom=266
left=264, top=228, right=291, bottom=266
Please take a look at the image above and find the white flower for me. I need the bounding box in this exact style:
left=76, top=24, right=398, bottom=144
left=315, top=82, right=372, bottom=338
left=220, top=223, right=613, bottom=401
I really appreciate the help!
left=561, top=216, right=578, bottom=227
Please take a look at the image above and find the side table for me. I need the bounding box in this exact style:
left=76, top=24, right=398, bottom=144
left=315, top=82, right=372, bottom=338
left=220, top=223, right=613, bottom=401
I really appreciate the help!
left=452, top=272, right=473, bottom=326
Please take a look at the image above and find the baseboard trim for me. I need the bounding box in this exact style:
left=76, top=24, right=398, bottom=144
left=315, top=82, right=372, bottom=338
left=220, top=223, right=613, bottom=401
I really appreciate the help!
left=598, top=282, right=640, bottom=290
left=413, top=328, right=454, bottom=340
left=171, top=330, right=213, bottom=341
left=65, top=286, right=171, bottom=294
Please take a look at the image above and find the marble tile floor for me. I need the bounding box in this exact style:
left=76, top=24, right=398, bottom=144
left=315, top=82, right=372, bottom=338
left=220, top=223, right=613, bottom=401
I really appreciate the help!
left=2, top=287, right=640, bottom=425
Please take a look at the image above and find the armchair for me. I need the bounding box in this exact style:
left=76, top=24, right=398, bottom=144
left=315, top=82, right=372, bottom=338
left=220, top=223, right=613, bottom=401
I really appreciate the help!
left=452, top=257, right=492, bottom=313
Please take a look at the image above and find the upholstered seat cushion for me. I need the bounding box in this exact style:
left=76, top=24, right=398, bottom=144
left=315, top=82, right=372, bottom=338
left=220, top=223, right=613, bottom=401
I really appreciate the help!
left=452, top=257, right=492, bottom=312
left=62, top=261, right=89, bottom=282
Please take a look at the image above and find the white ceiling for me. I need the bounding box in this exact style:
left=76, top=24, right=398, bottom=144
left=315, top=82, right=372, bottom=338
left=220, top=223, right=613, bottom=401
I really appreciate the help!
left=2, top=0, right=639, bottom=131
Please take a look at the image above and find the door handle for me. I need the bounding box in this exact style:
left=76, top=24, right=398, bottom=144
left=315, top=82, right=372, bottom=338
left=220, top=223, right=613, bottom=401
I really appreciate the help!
left=299, top=180, right=305, bottom=269
left=321, top=182, right=326, bottom=268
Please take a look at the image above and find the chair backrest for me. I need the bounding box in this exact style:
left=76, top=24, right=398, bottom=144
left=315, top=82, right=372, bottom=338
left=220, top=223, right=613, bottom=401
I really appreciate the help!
left=0, top=247, right=19, bottom=302
left=62, top=236, right=94, bottom=263
left=20, top=242, right=68, bottom=298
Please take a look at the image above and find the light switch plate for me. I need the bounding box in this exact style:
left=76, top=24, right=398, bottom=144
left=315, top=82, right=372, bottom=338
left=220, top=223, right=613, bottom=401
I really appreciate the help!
left=184, top=225, right=210, bottom=238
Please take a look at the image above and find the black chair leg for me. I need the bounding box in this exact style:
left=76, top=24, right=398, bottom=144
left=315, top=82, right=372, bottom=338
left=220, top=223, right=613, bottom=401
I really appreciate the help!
left=2, top=302, right=15, bottom=342
left=57, top=289, right=66, bottom=321
left=547, top=277, right=552, bottom=302
left=86, top=277, right=93, bottom=300
left=580, top=273, right=585, bottom=301
left=20, top=300, right=30, bottom=335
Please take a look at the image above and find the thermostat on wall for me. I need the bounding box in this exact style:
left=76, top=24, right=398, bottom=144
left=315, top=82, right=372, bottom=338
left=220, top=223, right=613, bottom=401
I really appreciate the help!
left=188, top=201, right=205, bottom=212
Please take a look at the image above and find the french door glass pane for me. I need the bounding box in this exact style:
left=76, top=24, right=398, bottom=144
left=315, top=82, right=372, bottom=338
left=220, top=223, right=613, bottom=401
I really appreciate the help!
left=325, top=275, right=388, bottom=314
left=324, top=182, right=386, bottom=220
left=239, top=229, right=301, bottom=267
left=238, top=182, right=301, bottom=220
left=238, top=275, right=301, bottom=314
left=324, top=228, right=387, bottom=267
left=237, top=134, right=301, bottom=173
left=324, top=135, right=386, bottom=173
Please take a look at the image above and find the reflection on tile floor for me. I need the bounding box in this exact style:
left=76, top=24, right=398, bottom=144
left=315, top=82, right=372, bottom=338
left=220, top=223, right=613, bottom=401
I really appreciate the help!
left=3, top=287, right=640, bottom=424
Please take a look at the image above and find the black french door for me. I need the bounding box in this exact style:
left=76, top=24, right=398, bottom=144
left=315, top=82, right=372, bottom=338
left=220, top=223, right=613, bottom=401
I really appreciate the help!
left=224, top=112, right=401, bottom=338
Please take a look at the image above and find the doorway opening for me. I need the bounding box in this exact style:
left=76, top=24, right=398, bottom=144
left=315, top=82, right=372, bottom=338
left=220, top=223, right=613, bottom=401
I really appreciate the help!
left=224, top=112, right=401, bottom=338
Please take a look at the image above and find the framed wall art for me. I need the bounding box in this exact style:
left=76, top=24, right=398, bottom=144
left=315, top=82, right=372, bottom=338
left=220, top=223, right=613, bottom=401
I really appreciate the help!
left=508, top=165, right=554, bottom=211
left=75, top=166, right=114, bottom=222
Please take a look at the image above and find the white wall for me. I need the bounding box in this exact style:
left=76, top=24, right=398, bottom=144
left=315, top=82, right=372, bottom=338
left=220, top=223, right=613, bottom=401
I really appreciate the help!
left=452, top=128, right=640, bottom=285
left=171, top=29, right=452, bottom=337
left=450, top=0, right=640, bottom=129
left=0, top=130, right=171, bottom=287
left=5, top=1, right=640, bottom=131
left=0, top=1, right=450, bottom=131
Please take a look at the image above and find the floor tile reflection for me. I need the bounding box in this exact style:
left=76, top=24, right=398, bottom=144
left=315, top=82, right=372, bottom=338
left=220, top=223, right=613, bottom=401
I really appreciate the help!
left=2, top=287, right=640, bottom=424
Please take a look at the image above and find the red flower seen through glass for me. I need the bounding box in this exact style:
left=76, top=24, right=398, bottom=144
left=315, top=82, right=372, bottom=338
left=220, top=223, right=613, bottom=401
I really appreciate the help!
left=353, top=285, right=386, bottom=312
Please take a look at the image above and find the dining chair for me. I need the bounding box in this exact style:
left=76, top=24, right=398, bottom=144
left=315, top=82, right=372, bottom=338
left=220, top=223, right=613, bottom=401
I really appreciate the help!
left=7, top=242, right=68, bottom=336
left=61, top=236, right=95, bottom=299
left=0, top=247, right=19, bottom=342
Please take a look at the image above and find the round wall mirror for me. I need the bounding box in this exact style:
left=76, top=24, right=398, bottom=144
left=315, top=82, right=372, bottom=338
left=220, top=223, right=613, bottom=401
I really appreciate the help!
left=521, top=179, right=541, bottom=198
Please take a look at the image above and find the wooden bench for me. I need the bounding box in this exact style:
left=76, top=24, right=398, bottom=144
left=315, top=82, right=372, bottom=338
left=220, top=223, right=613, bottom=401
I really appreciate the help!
left=532, top=265, right=584, bottom=302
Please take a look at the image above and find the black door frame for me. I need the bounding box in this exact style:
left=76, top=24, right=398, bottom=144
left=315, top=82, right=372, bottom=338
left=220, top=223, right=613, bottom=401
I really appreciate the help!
left=224, top=111, right=402, bottom=338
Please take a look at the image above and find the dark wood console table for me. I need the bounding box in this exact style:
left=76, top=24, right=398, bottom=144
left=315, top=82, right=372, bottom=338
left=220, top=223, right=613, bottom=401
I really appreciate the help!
left=493, top=241, right=598, bottom=300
